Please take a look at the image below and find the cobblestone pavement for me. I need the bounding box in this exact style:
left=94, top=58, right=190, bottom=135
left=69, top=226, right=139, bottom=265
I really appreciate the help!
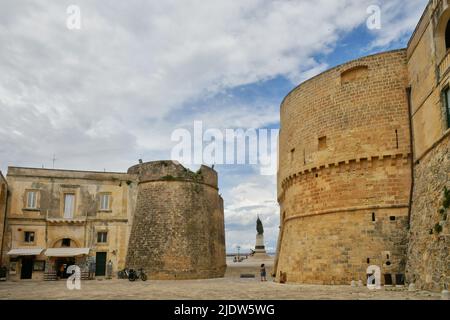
left=0, top=278, right=442, bottom=300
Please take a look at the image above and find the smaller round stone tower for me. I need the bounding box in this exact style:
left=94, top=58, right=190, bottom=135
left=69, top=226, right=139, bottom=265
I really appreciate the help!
left=125, top=161, right=226, bottom=280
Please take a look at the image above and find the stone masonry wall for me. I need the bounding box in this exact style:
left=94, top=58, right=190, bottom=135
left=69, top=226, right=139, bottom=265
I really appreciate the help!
left=406, top=135, right=450, bottom=291
left=278, top=207, right=409, bottom=284
left=276, top=50, right=412, bottom=284
left=126, top=161, right=226, bottom=280
left=405, top=0, right=450, bottom=291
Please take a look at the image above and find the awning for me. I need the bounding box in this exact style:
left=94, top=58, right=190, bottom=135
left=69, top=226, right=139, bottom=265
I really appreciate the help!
left=45, top=248, right=90, bottom=257
left=7, top=248, right=44, bottom=256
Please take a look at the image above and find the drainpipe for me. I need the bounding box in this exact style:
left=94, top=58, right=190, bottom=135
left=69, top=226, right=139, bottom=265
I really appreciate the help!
left=406, top=87, right=415, bottom=228
left=84, top=214, right=88, bottom=248
left=45, top=210, right=48, bottom=248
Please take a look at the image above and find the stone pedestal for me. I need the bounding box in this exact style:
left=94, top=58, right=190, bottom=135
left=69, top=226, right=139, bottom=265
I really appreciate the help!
left=251, top=233, right=271, bottom=259
left=255, top=234, right=266, bottom=254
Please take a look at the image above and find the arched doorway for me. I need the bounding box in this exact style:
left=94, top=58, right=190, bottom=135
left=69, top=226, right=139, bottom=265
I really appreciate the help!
left=48, top=238, right=80, bottom=279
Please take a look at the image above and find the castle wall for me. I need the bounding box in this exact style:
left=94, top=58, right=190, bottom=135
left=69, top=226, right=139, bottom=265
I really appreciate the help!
left=406, top=136, right=450, bottom=290
left=406, top=0, right=450, bottom=291
left=276, top=50, right=412, bottom=284
left=126, top=161, right=226, bottom=280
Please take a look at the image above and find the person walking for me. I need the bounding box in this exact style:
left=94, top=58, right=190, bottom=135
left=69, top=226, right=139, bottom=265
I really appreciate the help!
left=260, top=264, right=267, bottom=282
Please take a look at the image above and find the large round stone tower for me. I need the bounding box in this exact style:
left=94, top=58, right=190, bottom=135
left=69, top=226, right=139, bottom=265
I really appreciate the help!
left=275, top=50, right=412, bottom=285
left=125, top=161, right=226, bottom=280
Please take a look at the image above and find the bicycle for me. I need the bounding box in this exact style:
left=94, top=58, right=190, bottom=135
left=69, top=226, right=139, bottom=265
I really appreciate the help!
left=128, top=268, right=147, bottom=281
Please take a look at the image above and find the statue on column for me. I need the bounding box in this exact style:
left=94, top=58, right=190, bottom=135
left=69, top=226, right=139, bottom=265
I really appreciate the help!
left=253, top=216, right=269, bottom=259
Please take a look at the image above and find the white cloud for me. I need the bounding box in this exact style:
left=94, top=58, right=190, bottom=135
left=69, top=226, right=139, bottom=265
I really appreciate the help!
left=0, top=0, right=429, bottom=251
left=0, top=1, right=425, bottom=169
left=223, top=172, right=279, bottom=251
left=366, top=0, right=428, bottom=50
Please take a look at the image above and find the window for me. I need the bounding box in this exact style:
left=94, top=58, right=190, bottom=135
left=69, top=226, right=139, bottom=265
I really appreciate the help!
left=318, top=136, right=327, bottom=150
left=372, top=212, right=376, bottom=222
left=99, top=194, right=111, bottom=211
left=26, top=191, right=38, bottom=209
left=63, top=194, right=75, bottom=219
left=384, top=274, right=393, bottom=286
left=33, top=261, right=45, bottom=271
left=290, top=148, right=295, bottom=162
left=444, top=87, right=450, bottom=129
left=24, top=231, right=35, bottom=243
left=62, top=238, right=71, bottom=247
left=97, top=232, right=108, bottom=244
left=395, top=129, right=399, bottom=149
left=390, top=216, right=396, bottom=221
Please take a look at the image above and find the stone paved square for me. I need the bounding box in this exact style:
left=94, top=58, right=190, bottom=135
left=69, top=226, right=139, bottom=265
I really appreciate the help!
left=0, top=278, right=442, bottom=300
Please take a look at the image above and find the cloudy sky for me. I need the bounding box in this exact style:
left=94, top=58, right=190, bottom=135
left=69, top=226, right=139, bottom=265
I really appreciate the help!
left=0, top=0, right=428, bottom=253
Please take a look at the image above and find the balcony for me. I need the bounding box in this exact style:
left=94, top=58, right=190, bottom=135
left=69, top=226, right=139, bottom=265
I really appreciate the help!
left=438, top=50, right=450, bottom=81
left=46, top=217, right=86, bottom=225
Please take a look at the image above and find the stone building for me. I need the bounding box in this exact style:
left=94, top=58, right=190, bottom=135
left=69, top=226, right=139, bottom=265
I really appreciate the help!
left=275, top=0, right=449, bottom=290
left=1, top=167, right=137, bottom=281
left=126, top=161, right=226, bottom=280
left=0, top=172, right=7, bottom=268
left=0, top=161, right=225, bottom=281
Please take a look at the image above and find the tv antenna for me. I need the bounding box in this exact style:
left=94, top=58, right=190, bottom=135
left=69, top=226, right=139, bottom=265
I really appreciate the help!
left=52, top=154, right=57, bottom=169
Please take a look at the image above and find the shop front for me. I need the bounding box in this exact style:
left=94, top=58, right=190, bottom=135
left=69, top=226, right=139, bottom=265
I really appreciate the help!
left=7, top=248, right=45, bottom=280
left=44, top=248, right=90, bottom=280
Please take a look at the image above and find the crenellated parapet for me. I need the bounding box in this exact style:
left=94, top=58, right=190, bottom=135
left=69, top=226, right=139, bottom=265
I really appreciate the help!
left=127, top=161, right=218, bottom=189
left=280, top=152, right=411, bottom=192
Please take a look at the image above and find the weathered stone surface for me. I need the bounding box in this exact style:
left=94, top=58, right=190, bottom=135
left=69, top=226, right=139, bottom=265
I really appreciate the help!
left=1, top=167, right=138, bottom=280
left=405, top=0, right=450, bottom=292
left=0, top=172, right=7, bottom=266
left=0, top=279, right=442, bottom=300
left=276, top=50, right=412, bottom=285
left=406, top=136, right=450, bottom=291
left=1, top=162, right=225, bottom=281
left=276, top=1, right=450, bottom=290
left=125, top=161, right=226, bottom=279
